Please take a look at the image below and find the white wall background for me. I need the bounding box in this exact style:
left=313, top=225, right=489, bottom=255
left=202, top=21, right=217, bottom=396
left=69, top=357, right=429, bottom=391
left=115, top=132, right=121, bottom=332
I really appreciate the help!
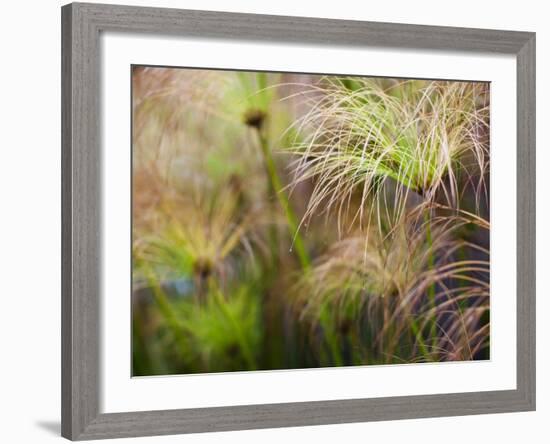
left=0, top=0, right=546, bottom=442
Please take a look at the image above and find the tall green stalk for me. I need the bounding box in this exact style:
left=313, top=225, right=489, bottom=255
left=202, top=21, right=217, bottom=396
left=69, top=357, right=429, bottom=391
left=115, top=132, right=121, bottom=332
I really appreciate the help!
left=255, top=129, right=311, bottom=270
left=254, top=124, right=347, bottom=366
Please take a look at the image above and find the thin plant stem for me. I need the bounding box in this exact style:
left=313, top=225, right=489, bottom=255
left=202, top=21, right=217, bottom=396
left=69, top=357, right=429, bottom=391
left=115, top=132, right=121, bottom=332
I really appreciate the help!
left=254, top=127, right=346, bottom=364
left=260, top=138, right=280, bottom=266
left=319, top=306, right=343, bottom=367
left=409, top=315, right=431, bottom=359
left=255, top=128, right=311, bottom=270
left=425, top=208, right=438, bottom=355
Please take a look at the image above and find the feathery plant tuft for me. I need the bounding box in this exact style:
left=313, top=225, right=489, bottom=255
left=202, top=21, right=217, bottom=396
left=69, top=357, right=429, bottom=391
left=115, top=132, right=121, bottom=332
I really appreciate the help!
left=286, top=77, right=490, bottom=229
left=292, top=206, right=490, bottom=363
left=133, top=181, right=270, bottom=302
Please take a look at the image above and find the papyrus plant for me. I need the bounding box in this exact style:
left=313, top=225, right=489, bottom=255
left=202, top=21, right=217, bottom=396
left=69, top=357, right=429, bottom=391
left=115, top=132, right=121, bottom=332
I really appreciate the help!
left=286, top=77, right=489, bottom=229
left=292, top=207, right=490, bottom=363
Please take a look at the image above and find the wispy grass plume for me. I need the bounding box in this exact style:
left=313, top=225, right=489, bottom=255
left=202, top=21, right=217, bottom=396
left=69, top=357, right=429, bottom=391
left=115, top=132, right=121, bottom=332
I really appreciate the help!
left=286, top=78, right=489, bottom=230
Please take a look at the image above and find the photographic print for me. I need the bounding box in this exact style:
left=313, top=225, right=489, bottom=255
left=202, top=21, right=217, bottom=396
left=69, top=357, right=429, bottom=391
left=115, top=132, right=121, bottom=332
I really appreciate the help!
left=131, top=67, right=490, bottom=376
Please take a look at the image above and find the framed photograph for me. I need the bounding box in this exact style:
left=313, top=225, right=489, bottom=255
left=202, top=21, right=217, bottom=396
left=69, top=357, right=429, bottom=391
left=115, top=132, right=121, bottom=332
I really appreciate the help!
left=61, top=2, right=535, bottom=440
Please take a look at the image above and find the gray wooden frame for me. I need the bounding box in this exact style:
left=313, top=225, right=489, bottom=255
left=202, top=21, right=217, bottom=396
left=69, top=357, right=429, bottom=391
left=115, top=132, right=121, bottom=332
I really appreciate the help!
left=61, top=2, right=536, bottom=440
